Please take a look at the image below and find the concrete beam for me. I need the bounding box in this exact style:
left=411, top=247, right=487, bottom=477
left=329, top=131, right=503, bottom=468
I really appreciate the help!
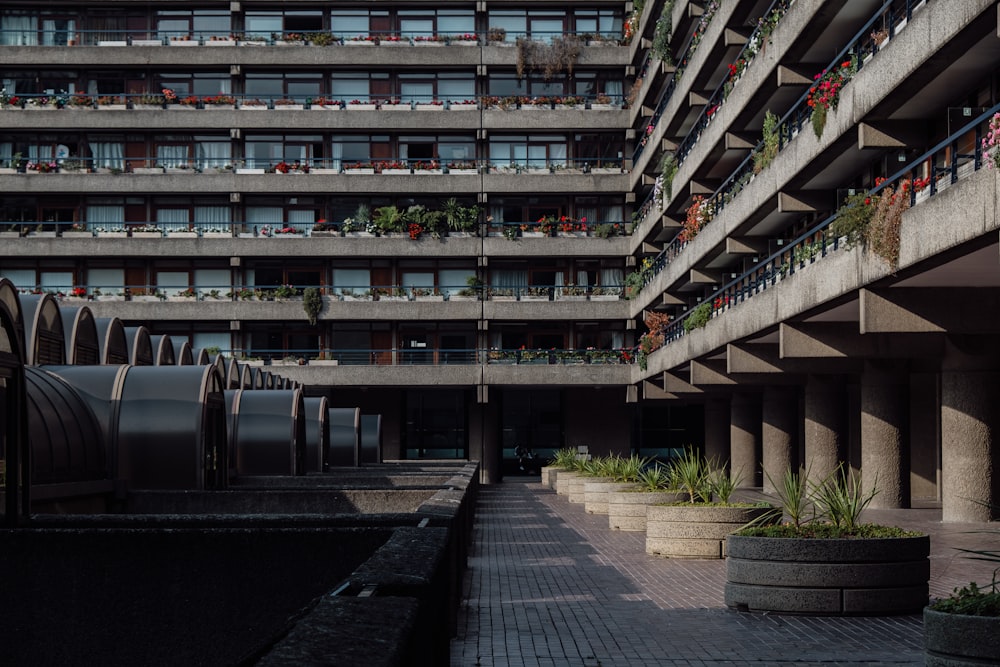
left=857, top=121, right=927, bottom=150
left=861, top=287, right=1000, bottom=334
left=664, top=370, right=704, bottom=395
left=726, top=236, right=770, bottom=255
left=688, top=91, right=709, bottom=106
left=779, top=322, right=945, bottom=359
left=727, top=343, right=862, bottom=375
left=689, top=268, right=723, bottom=285
left=776, top=65, right=813, bottom=86
left=662, top=214, right=683, bottom=229
left=778, top=190, right=829, bottom=214
left=660, top=292, right=686, bottom=306
left=693, top=358, right=797, bottom=387
left=725, top=132, right=757, bottom=150
left=642, top=379, right=674, bottom=400
left=661, top=137, right=679, bottom=151
left=660, top=61, right=676, bottom=76
left=641, top=241, right=662, bottom=255
left=724, top=27, right=749, bottom=47
left=690, top=179, right=720, bottom=195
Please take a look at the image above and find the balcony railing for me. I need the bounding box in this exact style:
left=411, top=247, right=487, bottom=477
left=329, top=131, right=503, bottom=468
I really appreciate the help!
left=227, top=347, right=632, bottom=366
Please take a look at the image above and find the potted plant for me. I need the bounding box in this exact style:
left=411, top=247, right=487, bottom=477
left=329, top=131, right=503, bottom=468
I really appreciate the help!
left=923, top=504, right=1000, bottom=664
left=583, top=455, right=648, bottom=515
left=725, top=466, right=930, bottom=615
left=302, top=287, right=323, bottom=325
left=608, top=463, right=688, bottom=531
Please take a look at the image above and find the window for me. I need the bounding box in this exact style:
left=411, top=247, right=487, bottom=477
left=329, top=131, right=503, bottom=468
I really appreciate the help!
left=0, top=12, right=77, bottom=46
left=489, top=135, right=567, bottom=169
left=245, top=72, right=322, bottom=103
left=157, top=72, right=231, bottom=97
left=155, top=9, right=230, bottom=39
left=245, top=10, right=322, bottom=37
left=245, top=134, right=323, bottom=170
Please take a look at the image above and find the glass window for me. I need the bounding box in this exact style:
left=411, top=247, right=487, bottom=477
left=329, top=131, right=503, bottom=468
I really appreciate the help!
left=331, top=10, right=374, bottom=37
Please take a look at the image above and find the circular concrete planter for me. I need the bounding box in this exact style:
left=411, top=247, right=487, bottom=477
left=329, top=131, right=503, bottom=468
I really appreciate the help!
left=924, top=607, right=1000, bottom=666
left=607, top=490, right=688, bottom=531
left=553, top=470, right=581, bottom=496
left=583, top=480, right=635, bottom=514
left=725, top=533, right=929, bottom=615
left=646, top=505, right=773, bottom=559
left=540, top=465, right=557, bottom=488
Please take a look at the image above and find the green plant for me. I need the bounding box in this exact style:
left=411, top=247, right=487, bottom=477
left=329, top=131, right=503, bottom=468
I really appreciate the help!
left=635, top=464, right=673, bottom=491
left=762, top=467, right=813, bottom=529
left=830, top=190, right=874, bottom=248
left=593, top=222, right=618, bottom=239
left=373, top=205, right=403, bottom=233
left=549, top=447, right=578, bottom=469
left=302, top=287, right=322, bottom=325
left=354, top=203, right=371, bottom=225
left=810, top=465, right=878, bottom=533
left=274, top=284, right=298, bottom=299
left=515, top=35, right=581, bottom=81
left=501, top=224, right=519, bottom=241
left=808, top=57, right=856, bottom=138
left=650, top=0, right=675, bottom=64
left=792, top=240, right=823, bottom=265
left=683, top=302, right=712, bottom=332
left=752, top=110, right=779, bottom=174
left=611, top=454, right=649, bottom=482
left=659, top=152, right=678, bottom=203
left=671, top=447, right=711, bottom=503
left=204, top=345, right=221, bottom=356
left=930, top=581, right=1000, bottom=616
left=709, top=466, right=741, bottom=504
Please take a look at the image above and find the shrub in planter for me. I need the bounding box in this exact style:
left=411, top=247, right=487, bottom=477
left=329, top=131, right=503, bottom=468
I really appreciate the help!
left=583, top=454, right=648, bottom=515
left=725, top=466, right=929, bottom=615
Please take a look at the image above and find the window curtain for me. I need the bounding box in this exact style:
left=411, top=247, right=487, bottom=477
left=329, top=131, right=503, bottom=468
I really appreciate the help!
left=88, top=142, right=124, bottom=170
left=42, top=19, right=75, bottom=46
left=85, top=205, right=124, bottom=225
left=600, top=268, right=623, bottom=291
left=604, top=80, right=623, bottom=105
left=329, top=142, right=343, bottom=171
left=1, top=16, right=36, bottom=46
left=156, top=145, right=188, bottom=168
left=490, top=269, right=527, bottom=296
left=195, top=142, right=231, bottom=170
left=548, top=143, right=567, bottom=168
left=599, top=204, right=622, bottom=223
left=287, top=209, right=313, bottom=233
left=247, top=206, right=282, bottom=233
left=0, top=142, right=11, bottom=165
left=27, top=145, right=55, bottom=164
left=156, top=208, right=189, bottom=231
left=332, top=268, right=371, bottom=295
left=194, top=206, right=231, bottom=232
left=577, top=204, right=597, bottom=224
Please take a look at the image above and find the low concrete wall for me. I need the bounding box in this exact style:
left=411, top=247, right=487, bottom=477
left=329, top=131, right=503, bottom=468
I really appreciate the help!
left=646, top=505, right=773, bottom=559
left=127, top=489, right=438, bottom=514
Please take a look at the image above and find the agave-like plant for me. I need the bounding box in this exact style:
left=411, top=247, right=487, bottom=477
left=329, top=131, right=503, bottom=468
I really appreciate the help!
left=810, top=465, right=878, bottom=532
left=635, top=464, right=672, bottom=491
left=671, top=447, right=712, bottom=503
left=550, top=447, right=578, bottom=469
left=613, top=454, right=649, bottom=483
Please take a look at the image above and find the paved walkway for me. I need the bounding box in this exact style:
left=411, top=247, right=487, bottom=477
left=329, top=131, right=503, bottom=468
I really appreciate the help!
left=450, top=479, right=1000, bottom=667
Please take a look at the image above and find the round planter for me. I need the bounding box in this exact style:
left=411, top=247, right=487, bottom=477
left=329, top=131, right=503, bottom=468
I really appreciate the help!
left=540, top=465, right=558, bottom=488
left=607, top=490, right=688, bottom=532
left=646, top=505, right=773, bottom=559
left=924, top=606, right=1000, bottom=666
left=724, top=534, right=929, bottom=615
left=553, top=470, right=581, bottom=496
left=583, top=480, right=636, bottom=515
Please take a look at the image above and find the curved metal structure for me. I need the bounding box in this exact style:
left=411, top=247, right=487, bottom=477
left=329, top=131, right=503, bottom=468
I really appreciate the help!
left=21, top=294, right=66, bottom=366
left=240, top=364, right=253, bottom=389
left=328, top=407, right=361, bottom=467
left=42, top=365, right=128, bottom=461
left=302, top=396, right=329, bottom=473
left=360, top=414, right=382, bottom=464
left=25, top=367, right=106, bottom=484
left=172, top=339, right=194, bottom=366
left=231, top=388, right=305, bottom=476
left=60, top=306, right=100, bottom=365
left=122, top=326, right=153, bottom=366
left=145, top=335, right=174, bottom=366
left=0, top=278, right=25, bottom=361
left=263, top=372, right=276, bottom=390
left=226, top=357, right=241, bottom=389
left=252, top=367, right=265, bottom=390
left=92, top=317, right=128, bottom=365
left=191, top=347, right=211, bottom=366
left=0, top=293, right=29, bottom=524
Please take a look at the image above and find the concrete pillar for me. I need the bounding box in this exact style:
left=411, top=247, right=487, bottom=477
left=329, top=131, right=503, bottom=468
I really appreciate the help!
left=803, top=375, right=847, bottom=484
left=704, top=397, right=730, bottom=466
left=909, top=371, right=940, bottom=502
left=730, top=393, right=761, bottom=487
left=762, top=386, right=797, bottom=495
left=860, top=361, right=909, bottom=509
left=469, top=399, right=502, bottom=484
left=941, top=337, right=999, bottom=522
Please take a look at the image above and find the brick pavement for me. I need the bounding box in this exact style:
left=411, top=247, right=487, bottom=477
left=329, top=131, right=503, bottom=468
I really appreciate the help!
left=450, top=479, right=1000, bottom=667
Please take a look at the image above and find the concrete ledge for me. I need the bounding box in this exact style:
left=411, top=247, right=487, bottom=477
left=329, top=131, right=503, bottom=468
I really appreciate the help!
left=554, top=470, right=581, bottom=495
left=646, top=505, right=772, bottom=559
left=727, top=559, right=929, bottom=587
left=567, top=476, right=589, bottom=503
left=607, top=490, right=687, bottom=531
left=583, top=480, right=635, bottom=514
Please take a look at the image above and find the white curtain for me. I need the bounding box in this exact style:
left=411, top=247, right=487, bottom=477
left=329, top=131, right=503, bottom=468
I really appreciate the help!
left=0, top=142, right=11, bottom=165
left=600, top=268, right=623, bottom=292
left=490, top=269, right=527, bottom=296
left=287, top=209, right=313, bottom=233
left=549, top=143, right=567, bottom=168
left=438, top=269, right=473, bottom=296
left=1, top=16, right=36, bottom=46
left=605, top=80, right=623, bottom=105
left=157, top=145, right=188, bottom=168
left=85, top=205, right=124, bottom=225
left=195, top=142, right=231, bottom=170
left=575, top=271, right=589, bottom=288
left=27, top=145, right=54, bottom=164
left=600, top=204, right=622, bottom=223
left=42, top=19, right=75, bottom=46
left=88, top=142, right=124, bottom=170
left=329, top=142, right=343, bottom=171
left=87, top=268, right=124, bottom=294
left=194, top=206, right=231, bottom=232
left=194, top=269, right=230, bottom=298
left=247, top=207, right=283, bottom=235
left=156, top=208, right=189, bottom=231
left=577, top=204, right=597, bottom=224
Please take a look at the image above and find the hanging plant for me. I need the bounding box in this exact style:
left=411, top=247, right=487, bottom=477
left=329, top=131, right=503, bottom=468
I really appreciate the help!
left=752, top=110, right=780, bottom=174
left=303, top=287, right=323, bottom=325
left=515, top=36, right=581, bottom=81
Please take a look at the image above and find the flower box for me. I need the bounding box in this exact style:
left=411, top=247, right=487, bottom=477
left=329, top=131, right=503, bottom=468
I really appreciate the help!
left=343, top=231, right=376, bottom=237
left=238, top=233, right=257, bottom=238
left=589, top=294, right=620, bottom=301
left=169, top=39, right=199, bottom=46
left=238, top=104, right=268, bottom=110
left=132, top=231, right=162, bottom=238
left=380, top=104, right=411, bottom=111
left=521, top=232, right=546, bottom=238
left=311, top=168, right=339, bottom=174
left=203, top=104, right=235, bottom=110
left=164, top=167, right=195, bottom=174
left=94, top=294, right=126, bottom=301
left=205, top=39, right=236, bottom=47
left=166, top=231, right=198, bottom=238
left=448, top=103, right=478, bottom=111
left=344, top=168, right=376, bottom=175
left=97, top=104, right=128, bottom=110
left=28, top=231, right=58, bottom=238
left=165, top=104, right=197, bottom=111
left=203, top=232, right=232, bottom=238
left=274, top=104, right=305, bottom=110
left=0, top=231, right=21, bottom=239
left=344, top=40, right=375, bottom=46
left=450, top=40, right=479, bottom=47
left=382, top=168, right=411, bottom=175
left=0, top=168, right=16, bottom=174
left=134, top=167, right=164, bottom=174
left=131, top=39, right=163, bottom=47
left=413, top=295, right=445, bottom=302
left=61, top=231, right=93, bottom=238
left=132, top=104, right=163, bottom=111
left=589, top=103, right=617, bottom=110
left=131, top=295, right=161, bottom=302
left=166, top=295, right=197, bottom=302
left=238, top=40, right=267, bottom=46
left=412, top=169, right=442, bottom=175
left=309, top=104, right=341, bottom=110
left=413, top=41, right=445, bottom=47
left=345, top=103, right=377, bottom=111
left=591, top=167, right=621, bottom=174
left=235, top=168, right=266, bottom=174
left=447, top=169, right=478, bottom=175
left=98, top=41, right=128, bottom=47
left=414, top=104, right=444, bottom=111
left=96, top=231, right=128, bottom=238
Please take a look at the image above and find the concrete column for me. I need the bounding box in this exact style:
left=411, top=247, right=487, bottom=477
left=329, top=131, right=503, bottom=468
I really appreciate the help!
left=730, top=394, right=761, bottom=487
left=860, top=361, right=909, bottom=509
left=469, top=399, right=502, bottom=484
left=704, top=397, right=730, bottom=466
left=762, top=386, right=797, bottom=495
left=803, top=375, right=847, bottom=484
left=941, top=337, right=1000, bottom=522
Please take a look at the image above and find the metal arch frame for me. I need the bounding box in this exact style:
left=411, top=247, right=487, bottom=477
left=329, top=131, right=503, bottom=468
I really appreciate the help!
left=21, top=294, right=66, bottom=366
left=123, top=326, right=153, bottom=366
left=231, top=388, right=306, bottom=476
left=173, top=339, right=194, bottom=365
left=0, top=298, right=29, bottom=525
left=59, top=305, right=100, bottom=366
left=328, top=407, right=361, bottom=468
left=0, top=278, right=26, bottom=362
left=303, top=396, right=329, bottom=473
left=92, top=317, right=128, bottom=365
left=150, top=334, right=176, bottom=366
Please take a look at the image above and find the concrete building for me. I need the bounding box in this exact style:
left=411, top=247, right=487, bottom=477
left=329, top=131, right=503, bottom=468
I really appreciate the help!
left=1, top=0, right=998, bottom=519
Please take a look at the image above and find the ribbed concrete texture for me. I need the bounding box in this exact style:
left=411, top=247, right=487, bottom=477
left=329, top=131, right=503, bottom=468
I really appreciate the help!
left=941, top=368, right=998, bottom=522
left=860, top=360, right=910, bottom=509
left=704, top=397, right=730, bottom=465
left=729, top=393, right=761, bottom=487
left=451, top=481, right=1000, bottom=667
left=762, top=386, right=797, bottom=494
left=804, top=375, right=847, bottom=483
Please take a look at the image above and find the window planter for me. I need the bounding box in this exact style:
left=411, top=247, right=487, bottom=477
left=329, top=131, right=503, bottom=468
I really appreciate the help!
left=98, top=41, right=128, bottom=47
left=382, top=168, right=411, bottom=175
left=343, top=231, right=376, bottom=237
left=589, top=103, right=617, bottom=110
left=134, top=167, right=164, bottom=174
left=203, top=232, right=232, bottom=238
left=235, top=168, right=266, bottom=174
left=28, top=231, right=57, bottom=238
left=274, top=104, right=305, bottom=110
left=169, top=38, right=199, bottom=46
left=95, top=231, right=128, bottom=238
left=238, top=104, right=268, bottom=111
left=412, top=169, right=442, bottom=175
left=344, top=103, right=377, bottom=111
left=203, top=104, right=235, bottom=110
left=132, top=104, right=163, bottom=111
left=166, top=231, right=198, bottom=238
left=164, top=167, right=195, bottom=174
left=343, top=168, right=376, bottom=175
left=94, top=294, right=126, bottom=301
left=311, top=168, right=339, bottom=174
left=132, top=231, right=162, bottom=238
left=380, top=104, right=411, bottom=111
left=205, top=39, right=236, bottom=47
left=131, top=39, right=163, bottom=47
left=62, top=231, right=93, bottom=238
left=447, top=168, right=478, bottom=175
left=448, top=103, right=478, bottom=111
left=0, top=168, right=16, bottom=174
left=414, top=104, right=444, bottom=111
left=450, top=40, right=479, bottom=47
